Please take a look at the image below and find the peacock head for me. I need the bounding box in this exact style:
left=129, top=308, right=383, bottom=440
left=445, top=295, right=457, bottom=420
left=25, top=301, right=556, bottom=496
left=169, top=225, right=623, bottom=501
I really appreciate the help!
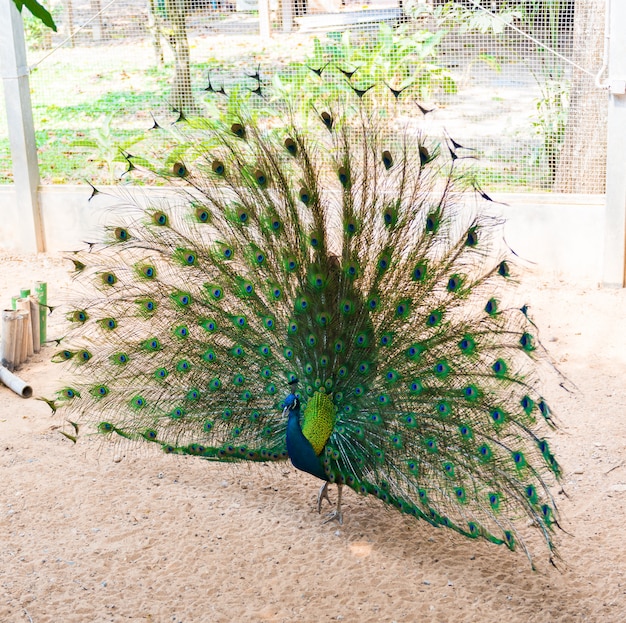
left=282, top=380, right=300, bottom=416
left=282, top=393, right=300, bottom=415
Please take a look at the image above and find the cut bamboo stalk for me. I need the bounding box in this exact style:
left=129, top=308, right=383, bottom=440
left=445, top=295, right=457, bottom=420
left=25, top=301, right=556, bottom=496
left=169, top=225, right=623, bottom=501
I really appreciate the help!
left=35, top=282, right=47, bottom=344
left=0, top=365, right=33, bottom=398
left=16, top=298, right=34, bottom=359
left=1, top=310, right=19, bottom=371
left=29, top=297, right=41, bottom=353
left=14, top=311, right=26, bottom=366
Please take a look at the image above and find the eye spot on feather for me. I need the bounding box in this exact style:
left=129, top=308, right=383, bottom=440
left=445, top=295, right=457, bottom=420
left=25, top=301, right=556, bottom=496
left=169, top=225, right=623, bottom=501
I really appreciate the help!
left=173, top=162, right=188, bottom=177
left=425, top=213, right=438, bottom=232
left=478, top=444, right=493, bottom=461
left=447, top=275, right=462, bottom=292
left=466, top=227, right=478, bottom=246
left=521, top=395, right=534, bottom=414
left=153, top=212, right=168, bottom=226
left=338, top=166, right=350, bottom=187
left=102, top=272, right=117, bottom=286
left=284, top=137, right=297, bottom=155
left=436, top=401, right=451, bottom=416
left=492, top=359, right=507, bottom=377
left=426, top=310, right=442, bottom=327
left=255, top=169, right=268, bottom=188
left=115, top=227, right=129, bottom=241
left=299, top=188, right=311, bottom=204
left=512, top=451, right=526, bottom=468
left=231, top=123, right=245, bottom=138
left=409, top=379, right=423, bottom=394
left=380, top=333, right=392, bottom=346
left=519, top=332, right=534, bottom=351
left=459, top=425, right=472, bottom=439
left=412, top=263, right=427, bottom=281
left=485, top=298, right=498, bottom=315
left=196, top=208, right=209, bottom=222
left=490, top=408, right=505, bottom=425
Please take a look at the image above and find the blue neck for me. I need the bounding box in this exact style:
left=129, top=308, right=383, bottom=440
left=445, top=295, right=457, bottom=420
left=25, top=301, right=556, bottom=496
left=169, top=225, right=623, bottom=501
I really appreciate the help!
left=286, top=406, right=328, bottom=482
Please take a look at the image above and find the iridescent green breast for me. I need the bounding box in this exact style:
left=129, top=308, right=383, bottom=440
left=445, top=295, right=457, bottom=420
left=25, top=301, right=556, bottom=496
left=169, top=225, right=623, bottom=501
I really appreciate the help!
left=301, top=390, right=336, bottom=456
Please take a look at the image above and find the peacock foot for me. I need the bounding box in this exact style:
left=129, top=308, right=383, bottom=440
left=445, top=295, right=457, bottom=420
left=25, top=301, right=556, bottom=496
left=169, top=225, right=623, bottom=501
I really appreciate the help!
left=317, top=481, right=332, bottom=512
left=318, top=483, right=343, bottom=525
left=322, top=509, right=344, bottom=525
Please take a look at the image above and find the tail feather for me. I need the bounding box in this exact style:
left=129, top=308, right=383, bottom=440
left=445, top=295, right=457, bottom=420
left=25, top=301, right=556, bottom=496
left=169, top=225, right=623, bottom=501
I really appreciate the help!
left=52, top=72, right=561, bottom=562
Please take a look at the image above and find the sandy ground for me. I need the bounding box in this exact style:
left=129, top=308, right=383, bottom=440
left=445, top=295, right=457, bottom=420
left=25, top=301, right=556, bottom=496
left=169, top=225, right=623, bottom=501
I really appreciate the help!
left=0, top=251, right=625, bottom=623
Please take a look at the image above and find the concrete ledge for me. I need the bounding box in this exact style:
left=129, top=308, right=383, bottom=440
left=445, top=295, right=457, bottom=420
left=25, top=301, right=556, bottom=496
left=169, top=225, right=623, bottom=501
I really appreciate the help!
left=0, top=185, right=606, bottom=284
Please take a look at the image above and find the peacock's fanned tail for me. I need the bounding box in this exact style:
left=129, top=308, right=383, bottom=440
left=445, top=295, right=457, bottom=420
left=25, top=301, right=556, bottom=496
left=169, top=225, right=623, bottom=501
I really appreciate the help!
left=53, top=75, right=561, bottom=562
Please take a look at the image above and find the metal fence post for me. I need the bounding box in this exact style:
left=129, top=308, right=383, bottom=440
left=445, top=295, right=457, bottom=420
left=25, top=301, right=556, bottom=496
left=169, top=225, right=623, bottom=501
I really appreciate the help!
left=259, top=0, right=272, bottom=38
left=0, top=1, right=44, bottom=253
left=603, top=0, right=626, bottom=286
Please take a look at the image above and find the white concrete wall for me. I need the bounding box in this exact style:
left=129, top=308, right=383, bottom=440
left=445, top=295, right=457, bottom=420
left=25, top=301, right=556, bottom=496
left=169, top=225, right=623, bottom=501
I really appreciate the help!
left=0, top=185, right=606, bottom=285
left=498, top=193, right=606, bottom=284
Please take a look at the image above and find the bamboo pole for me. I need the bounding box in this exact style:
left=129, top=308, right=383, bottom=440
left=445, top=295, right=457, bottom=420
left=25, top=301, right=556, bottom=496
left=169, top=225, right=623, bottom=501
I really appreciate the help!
left=16, top=298, right=33, bottom=359
left=35, top=282, right=47, bottom=344
left=0, top=365, right=33, bottom=398
left=1, top=310, right=19, bottom=371
left=16, top=311, right=27, bottom=365
left=29, top=297, right=41, bottom=353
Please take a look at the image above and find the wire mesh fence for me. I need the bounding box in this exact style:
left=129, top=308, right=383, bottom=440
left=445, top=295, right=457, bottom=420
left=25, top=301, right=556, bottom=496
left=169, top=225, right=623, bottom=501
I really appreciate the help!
left=0, top=0, right=608, bottom=192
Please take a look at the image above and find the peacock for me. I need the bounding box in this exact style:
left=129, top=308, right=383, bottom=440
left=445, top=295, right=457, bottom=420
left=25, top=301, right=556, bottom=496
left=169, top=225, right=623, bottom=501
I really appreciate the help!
left=50, top=63, right=562, bottom=565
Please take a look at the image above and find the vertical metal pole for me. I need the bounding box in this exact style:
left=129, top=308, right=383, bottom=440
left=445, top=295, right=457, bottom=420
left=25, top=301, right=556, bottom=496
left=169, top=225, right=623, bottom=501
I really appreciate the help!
left=259, top=0, right=272, bottom=39
left=603, top=0, right=626, bottom=286
left=281, top=0, right=293, bottom=33
left=0, top=2, right=44, bottom=253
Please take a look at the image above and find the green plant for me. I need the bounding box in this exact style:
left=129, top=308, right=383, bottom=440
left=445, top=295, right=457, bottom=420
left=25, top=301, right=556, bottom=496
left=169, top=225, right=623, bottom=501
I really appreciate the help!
left=413, top=1, right=571, bottom=189
left=11, top=0, right=56, bottom=31
left=531, top=76, right=568, bottom=184
left=270, top=23, right=457, bottom=124
left=71, top=114, right=147, bottom=183
left=23, top=6, right=60, bottom=50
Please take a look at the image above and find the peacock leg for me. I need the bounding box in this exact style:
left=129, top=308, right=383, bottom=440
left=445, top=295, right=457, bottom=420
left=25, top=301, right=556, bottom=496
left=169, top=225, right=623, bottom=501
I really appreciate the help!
left=317, top=481, right=332, bottom=512
left=322, top=484, right=343, bottom=525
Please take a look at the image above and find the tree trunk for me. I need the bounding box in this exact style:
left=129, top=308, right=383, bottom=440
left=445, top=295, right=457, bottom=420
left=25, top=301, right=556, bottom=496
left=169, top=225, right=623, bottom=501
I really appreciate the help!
left=164, top=0, right=196, bottom=114
left=554, top=0, right=607, bottom=193
left=147, top=0, right=164, bottom=66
